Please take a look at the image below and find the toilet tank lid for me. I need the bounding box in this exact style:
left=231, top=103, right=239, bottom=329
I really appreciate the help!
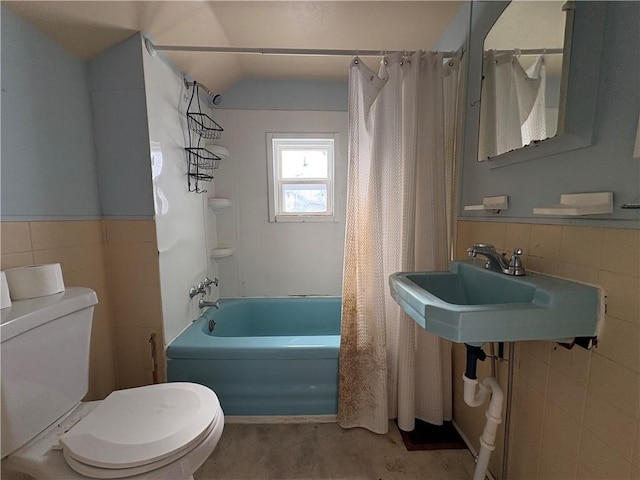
left=1, top=287, right=97, bottom=343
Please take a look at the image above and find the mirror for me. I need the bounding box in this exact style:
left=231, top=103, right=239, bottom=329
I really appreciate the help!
left=478, top=1, right=569, bottom=161
left=463, top=1, right=605, bottom=170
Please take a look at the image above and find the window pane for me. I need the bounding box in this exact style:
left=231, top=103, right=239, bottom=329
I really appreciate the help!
left=282, top=184, right=327, bottom=213
left=281, top=149, right=328, bottom=179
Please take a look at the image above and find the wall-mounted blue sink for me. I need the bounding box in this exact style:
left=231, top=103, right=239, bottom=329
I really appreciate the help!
left=389, top=260, right=602, bottom=344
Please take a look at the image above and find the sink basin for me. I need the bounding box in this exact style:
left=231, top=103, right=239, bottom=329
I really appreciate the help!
left=389, top=260, right=602, bottom=344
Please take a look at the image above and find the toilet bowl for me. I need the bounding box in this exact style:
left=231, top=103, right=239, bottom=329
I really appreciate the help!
left=1, top=288, right=224, bottom=480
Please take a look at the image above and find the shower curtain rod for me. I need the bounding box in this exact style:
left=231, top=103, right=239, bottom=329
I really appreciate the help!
left=146, top=40, right=457, bottom=59
left=488, top=48, right=564, bottom=56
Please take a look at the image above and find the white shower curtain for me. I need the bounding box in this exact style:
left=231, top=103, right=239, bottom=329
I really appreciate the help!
left=338, top=51, right=461, bottom=434
left=478, top=51, right=547, bottom=160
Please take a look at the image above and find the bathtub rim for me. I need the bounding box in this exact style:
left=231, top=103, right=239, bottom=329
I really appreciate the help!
left=167, top=295, right=342, bottom=341
left=166, top=296, right=342, bottom=361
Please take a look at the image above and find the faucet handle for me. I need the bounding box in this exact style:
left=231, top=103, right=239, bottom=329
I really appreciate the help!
left=203, top=277, right=219, bottom=287
left=508, top=248, right=526, bottom=276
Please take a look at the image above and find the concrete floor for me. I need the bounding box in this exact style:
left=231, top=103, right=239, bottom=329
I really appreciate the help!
left=195, top=422, right=477, bottom=480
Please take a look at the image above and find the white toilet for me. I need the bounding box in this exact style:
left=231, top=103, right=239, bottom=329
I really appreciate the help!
left=1, top=287, right=224, bottom=479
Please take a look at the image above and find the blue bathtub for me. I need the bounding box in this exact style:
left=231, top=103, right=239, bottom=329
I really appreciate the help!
left=166, top=297, right=341, bottom=416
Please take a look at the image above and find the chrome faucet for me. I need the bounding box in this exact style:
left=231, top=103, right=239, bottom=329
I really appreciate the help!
left=189, top=277, right=219, bottom=298
left=467, top=243, right=526, bottom=276
left=198, top=298, right=220, bottom=309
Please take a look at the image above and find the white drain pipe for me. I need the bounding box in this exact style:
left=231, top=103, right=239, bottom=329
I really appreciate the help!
left=463, top=375, right=504, bottom=480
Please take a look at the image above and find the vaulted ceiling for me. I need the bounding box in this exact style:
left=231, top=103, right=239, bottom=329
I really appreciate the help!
left=4, top=1, right=466, bottom=91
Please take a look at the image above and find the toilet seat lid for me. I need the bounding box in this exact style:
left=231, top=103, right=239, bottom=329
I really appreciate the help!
left=60, top=383, right=220, bottom=470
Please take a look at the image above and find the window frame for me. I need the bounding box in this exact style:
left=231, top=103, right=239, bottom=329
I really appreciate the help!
left=266, top=133, right=337, bottom=223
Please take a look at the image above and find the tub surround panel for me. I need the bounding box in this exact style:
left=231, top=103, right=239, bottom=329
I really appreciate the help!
left=453, top=220, right=640, bottom=480
left=141, top=36, right=210, bottom=345
left=214, top=109, right=348, bottom=298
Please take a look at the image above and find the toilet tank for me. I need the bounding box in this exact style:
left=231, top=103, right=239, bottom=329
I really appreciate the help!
left=1, top=287, right=97, bottom=458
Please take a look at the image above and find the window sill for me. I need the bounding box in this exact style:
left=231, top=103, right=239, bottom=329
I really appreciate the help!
left=271, top=215, right=337, bottom=223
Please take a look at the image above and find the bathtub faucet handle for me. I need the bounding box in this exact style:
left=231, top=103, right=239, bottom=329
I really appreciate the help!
left=189, top=280, right=210, bottom=299
left=203, top=277, right=219, bottom=287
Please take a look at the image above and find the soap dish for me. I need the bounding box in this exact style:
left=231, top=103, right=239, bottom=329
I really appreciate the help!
left=210, top=248, right=234, bottom=259
left=533, top=192, right=613, bottom=216
left=208, top=198, right=231, bottom=211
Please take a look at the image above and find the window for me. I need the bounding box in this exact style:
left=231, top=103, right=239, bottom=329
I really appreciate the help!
left=267, top=133, right=337, bottom=222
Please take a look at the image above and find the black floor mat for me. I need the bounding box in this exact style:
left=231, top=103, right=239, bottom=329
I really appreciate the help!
left=398, top=419, right=467, bottom=451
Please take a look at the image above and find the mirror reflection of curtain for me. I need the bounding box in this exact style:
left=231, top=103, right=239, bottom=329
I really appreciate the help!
left=478, top=51, right=547, bottom=160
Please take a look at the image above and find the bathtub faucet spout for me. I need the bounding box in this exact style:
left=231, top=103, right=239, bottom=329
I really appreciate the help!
left=198, top=298, right=220, bottom=309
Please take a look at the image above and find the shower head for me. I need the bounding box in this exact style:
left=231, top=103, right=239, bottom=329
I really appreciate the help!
left=208, top=94, right=222, bottom=108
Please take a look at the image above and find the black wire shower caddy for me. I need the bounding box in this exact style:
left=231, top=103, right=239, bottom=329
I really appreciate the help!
left=184, top=81, right=224, bottom=193
left=185, top=147, right=221, bottom=181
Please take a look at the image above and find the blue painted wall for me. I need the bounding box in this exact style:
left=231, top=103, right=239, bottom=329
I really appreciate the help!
left=219, top=79, right=348, bottom=111
left=457, top=1, right=639, bottom=227
left=88, top=34, right=155, bottom=219
left=1, top=7, right=101, bottom=220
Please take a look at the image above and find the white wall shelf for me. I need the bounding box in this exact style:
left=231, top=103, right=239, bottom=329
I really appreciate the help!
left=464, top=195, right=509, bottom=212
left=208, top=198, right=231, bottom=211
left=533, top=192, right=613, bottom=216
left=210, top=248, right=234, bottom=259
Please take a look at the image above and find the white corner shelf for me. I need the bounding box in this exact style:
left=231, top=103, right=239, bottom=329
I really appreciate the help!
left=464, top=195, right=509, bottom=212
left=208, top=198, right=231, bottom=211
left=533, top=192, right=613, bottom=216
left=210, top=248, right=234, bottom=259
